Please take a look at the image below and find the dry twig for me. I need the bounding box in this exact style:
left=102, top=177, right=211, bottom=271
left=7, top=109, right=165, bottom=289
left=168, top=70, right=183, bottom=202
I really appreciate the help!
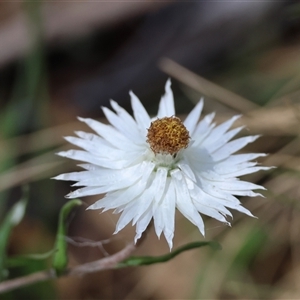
left=0, top=242, right=136, bottom=294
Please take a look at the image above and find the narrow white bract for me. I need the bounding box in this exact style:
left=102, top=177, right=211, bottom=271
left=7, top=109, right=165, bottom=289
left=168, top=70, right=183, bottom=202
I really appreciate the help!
left=53, top=79, right=270, bottom=249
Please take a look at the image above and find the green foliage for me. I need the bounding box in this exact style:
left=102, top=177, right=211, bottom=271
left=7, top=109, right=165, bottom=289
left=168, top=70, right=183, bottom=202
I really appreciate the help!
left=0, top=187, right=28, bottom=281
left=118, top=241, right=221, bottom=267
left=0, top=193, right=82, bottom=283
left=52, top=199, right=82, bottom=275
left=6, top=250, right=55, bottom=268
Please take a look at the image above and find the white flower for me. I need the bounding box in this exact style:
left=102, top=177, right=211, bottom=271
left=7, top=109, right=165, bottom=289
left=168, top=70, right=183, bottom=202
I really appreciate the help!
left=53, top=79, right=270, bottom=249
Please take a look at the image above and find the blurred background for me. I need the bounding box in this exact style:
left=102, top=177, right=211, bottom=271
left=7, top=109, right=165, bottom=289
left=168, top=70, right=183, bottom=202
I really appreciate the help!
left=1, top=0, right=300, bottom=299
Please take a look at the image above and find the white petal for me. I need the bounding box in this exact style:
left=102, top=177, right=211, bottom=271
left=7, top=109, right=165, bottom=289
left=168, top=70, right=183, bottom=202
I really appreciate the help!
left=153, top=206, right=164, bottom=238
left=225, top=202, right=255, bottom=217
left=151, top=169, right=168, bottom=238
left=184, top=146, right=214, bottom=165
left=74, top=131, right=112, bottom=148
left=199, top=170, right=229, bottom=181
left=202, top=115, right=241, bottom=146
left=65, top=186, right=109, bottom=198
left=67, top=133, right=144, bottom=165
left=57, top=149, right=129, bottom=169
left=216, top=153, right=267, bottom=168
left=193, top=202, right=230, bottom=224
left=171, top=169, right=205, bottom=235
left=197, top=199, right=233, bottom=219
left=135, top=209, right=153, bottom=243
left=90, top=189, right=137, bottom=211
left=157, top=79, right=175, bottom=118
left=201, top=126, right=244, bottom=153
left=161, top=181, right=176, bottom=249
left=223, top=166, right=272, bottom=178
left=66, top=162, right=152, bottom=198
left=64, top=136, right=123, bottom=159
left=130, top=91, right=151, bottom=135
left=212, top=135, right=260, bottom=161
left=184, top=98, right=204, bottom=135
left=190, top=183, right=254, bottom=217
left=214, top=161, right=257, bottom=175
left=132, top=168, right=168, bottom=225
left=88, top=162, right=154, bottom=210
left=196, top=191, right=255, bottom=217
left=193, top=113, right=216, bottom=145
left=228, top=190, right=263, bottom=197
left=197, top=179, right=242, bottom=205
left=110, top=100, right=139, bottom=132
left=214, top=180, right=266, bottom=191
left=152, top=167, right=168, bottom=208
left=203, top=126, right=244, bottom=153
left=152, top=179, right=176, bottom=244
left=72, top=163, right=145, bottom=187
left=116, top=188, right=154, bottom=235
left=114, top=201, right=138, bottom=233
left=53, top=170, right=93, bottom=182
left=77, top=164, right=103, bottom=171
left=189, top=185, right=233, bottom=218
left=177, top=160, right=196, bottom=182
left=78, top=117, right=138, bottom=151
left=102, top=106, right=141, bottom=142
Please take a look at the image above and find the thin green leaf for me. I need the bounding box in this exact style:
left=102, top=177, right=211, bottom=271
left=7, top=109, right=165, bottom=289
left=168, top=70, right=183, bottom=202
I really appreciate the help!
left=118, top=241, right=221, bottom=267
left=6, top=249, right=56, bottom=268
left=0, top=186, right=28, bottom=280
left=52, top=199, right=82, bottom=276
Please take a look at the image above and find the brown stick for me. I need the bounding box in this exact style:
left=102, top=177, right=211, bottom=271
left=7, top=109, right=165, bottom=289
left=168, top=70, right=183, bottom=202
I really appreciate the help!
left=67, top=242, right=136, bottom=277
left=0, top=242, right=136, bottom=294
left=0, top=270, right=56, bottom=294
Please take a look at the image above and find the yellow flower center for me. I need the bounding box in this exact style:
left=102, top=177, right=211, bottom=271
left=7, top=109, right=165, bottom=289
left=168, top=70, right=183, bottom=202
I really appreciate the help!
left=146, top=116, right=190, bottom=155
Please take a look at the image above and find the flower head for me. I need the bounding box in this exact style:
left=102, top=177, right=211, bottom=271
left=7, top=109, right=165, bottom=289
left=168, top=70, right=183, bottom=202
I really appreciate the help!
left=53, top=79, right=270, bottom=249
